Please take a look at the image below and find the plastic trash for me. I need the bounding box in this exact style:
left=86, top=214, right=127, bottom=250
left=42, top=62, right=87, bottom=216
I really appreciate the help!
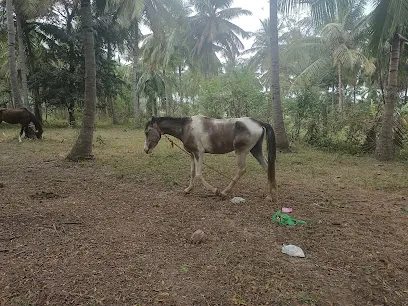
left=282, top=207, right=293, bottom=213
left=230, top=197, right=246, bottom=204
left=271, top=210, right=306, bottom=226
left=281, top=244, right=305, bottom=258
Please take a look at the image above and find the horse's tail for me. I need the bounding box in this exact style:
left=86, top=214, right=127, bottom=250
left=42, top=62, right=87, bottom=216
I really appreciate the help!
left=26, top=109, right=43, bottom=138
left=261, top=122, right=277, bottom=201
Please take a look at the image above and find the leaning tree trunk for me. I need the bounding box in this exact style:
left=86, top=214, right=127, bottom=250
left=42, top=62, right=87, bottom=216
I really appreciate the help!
left=67, top=0, right=96, bottom=161
left=131, top=22, right=141, bottom=128
left=375, top=33, right=401, bottom=161
left=270, top=0, right=289, bottom=150
left=338, top=63, right=343, bottom=109
left=6, top=0, right=22, bottom=107
left=16, top=13, right=29, bottom=109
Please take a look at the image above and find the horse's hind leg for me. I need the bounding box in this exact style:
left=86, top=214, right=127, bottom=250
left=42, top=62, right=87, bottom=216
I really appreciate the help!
left=184, top=154, right=196, bottom=194
left=221, top=151, right=248, bottom=197
left=250, top=139, right=267, bottom=170
left=195, top=152, right=220, bottom=195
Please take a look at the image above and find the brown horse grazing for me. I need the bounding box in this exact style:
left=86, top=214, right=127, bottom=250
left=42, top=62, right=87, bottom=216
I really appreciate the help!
left=144, top=116, right=277, bottom=202
left=0, top=108, right=43, bottom=142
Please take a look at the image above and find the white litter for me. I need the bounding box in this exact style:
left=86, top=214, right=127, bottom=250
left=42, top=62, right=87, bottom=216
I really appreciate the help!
left=281, top=244, right=305, bottom=258
left=230, top=197, right=246, bottom=204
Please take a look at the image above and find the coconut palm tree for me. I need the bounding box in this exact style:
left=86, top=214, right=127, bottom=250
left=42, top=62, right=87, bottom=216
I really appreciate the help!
left=286, top=8, right=375, bottom=108
left=270, top=0, right=289, bottom=149
left=370, top=0, right=408, bottom=160
left=188, top=0, right=251, bottom=77
left=108, top=0, right=184, bottom=127
left=67, top=0, right=97, bottom=161
left=14, top=0, right=54, bottom=110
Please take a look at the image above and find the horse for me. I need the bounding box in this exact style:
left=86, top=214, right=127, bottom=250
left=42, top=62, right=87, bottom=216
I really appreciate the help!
left=0, top=108, right=43, bottom=142
left=144, top=116, right=277, bottom=202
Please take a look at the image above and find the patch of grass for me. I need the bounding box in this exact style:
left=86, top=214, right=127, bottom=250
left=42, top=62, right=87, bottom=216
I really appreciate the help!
left=3, top=127, right=407, bottom=192
left=297, top=291, right=320, bottom=305
left=231, top=294, right=247, bottom=305
left=179, top=263, right=188, bottom=273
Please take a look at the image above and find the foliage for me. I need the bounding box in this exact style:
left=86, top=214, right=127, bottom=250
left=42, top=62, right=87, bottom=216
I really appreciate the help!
left=198, top=67, right=266, bottom=119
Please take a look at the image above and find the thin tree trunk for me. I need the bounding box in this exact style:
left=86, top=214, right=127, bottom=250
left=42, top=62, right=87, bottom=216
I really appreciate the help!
left=16, top=13, right=29, bottom=109
left=269, top=0, right=289, bottom=149
left=107, top=43, right=118, bottom=124
left=66, top=4, right=77, bottom=125
left=131, top=22, right=141, bottom=128
left=109, top=96, right=118, bottom=124
left=375, top=33, right=401, bottom=161
left=33, top=86, right=42, bottom=124
left=6, top=0, right=22, bottom=107
left=164, top=70, right=170, bottom=115
left=178, top=66, right=184, bottom=111
left=67, top=0, right=96, bottom=161
left=353, top=84, right=356, bottom=104
left=338, top=63, right=343, bottom=109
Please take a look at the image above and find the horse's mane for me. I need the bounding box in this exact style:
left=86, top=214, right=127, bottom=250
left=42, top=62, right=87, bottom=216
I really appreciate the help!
left=146, top=116, right=190, bottom=129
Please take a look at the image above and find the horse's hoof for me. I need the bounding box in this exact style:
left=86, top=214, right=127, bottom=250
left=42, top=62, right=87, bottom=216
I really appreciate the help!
left=220, top=191, right=228, bottom=199
left=265, top=195, right=277, bottom=203
left=184, top=188, right=192, bottom=194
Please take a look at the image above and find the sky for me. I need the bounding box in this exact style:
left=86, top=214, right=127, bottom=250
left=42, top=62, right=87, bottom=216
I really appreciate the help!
left=231, top=0, right=270, bottom=50
left=230, top=1, right=375, bottom=50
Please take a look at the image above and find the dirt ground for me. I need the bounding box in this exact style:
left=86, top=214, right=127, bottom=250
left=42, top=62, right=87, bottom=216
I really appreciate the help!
left=1, top=128, right=407, bottom=306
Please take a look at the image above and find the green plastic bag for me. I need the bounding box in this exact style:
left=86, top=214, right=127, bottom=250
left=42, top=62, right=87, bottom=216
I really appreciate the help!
left=271, top=210, right=307, bottom=226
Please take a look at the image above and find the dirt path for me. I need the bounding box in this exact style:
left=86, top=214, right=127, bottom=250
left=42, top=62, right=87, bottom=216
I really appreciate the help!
left=1, top=132, right=407, bottom=306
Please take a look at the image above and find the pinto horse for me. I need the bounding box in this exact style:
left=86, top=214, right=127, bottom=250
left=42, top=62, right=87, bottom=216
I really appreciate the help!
left=144, top=116, right=277, bottom=201
left=0, top=108, right=43, bottom=142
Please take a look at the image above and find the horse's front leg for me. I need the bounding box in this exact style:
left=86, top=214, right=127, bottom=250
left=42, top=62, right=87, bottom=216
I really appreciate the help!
left=184, top=154, right=196, bottom=194
left=221, top=151, right=247, bottom=197
left=195, top=152, right=220, bottom=195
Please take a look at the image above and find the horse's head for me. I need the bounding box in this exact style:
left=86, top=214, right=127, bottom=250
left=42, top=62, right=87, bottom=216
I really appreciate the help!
left=35, top=128, right=43, bottom=139
left=144, top=117, right=162, bottom=154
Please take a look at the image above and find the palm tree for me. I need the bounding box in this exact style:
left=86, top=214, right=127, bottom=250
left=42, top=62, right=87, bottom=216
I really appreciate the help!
left=14, top=0, right=53, bottom=110
left=286, top=9, right=375, bottom=108
left=108, top=0, right=184, bottom=127
left=6, top=0, right=22, bottom=107
left=270, top=0, right=289, bottom=149
left=370, top=1, right=408, bottom=160
left=67, top=0, right=97, bottom=161
left=188, top=0, right=251, bottom=77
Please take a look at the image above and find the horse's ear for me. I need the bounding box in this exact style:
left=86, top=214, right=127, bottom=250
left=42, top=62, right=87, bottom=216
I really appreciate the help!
left=151, top=116, right=157, bottom=123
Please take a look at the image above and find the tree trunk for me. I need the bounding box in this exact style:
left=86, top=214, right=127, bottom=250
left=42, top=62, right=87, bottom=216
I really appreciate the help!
left=66, top=6, right=76, bottom=125
left=269, top=0, right=289, bottom=150
left=164, top=70, right=170, bottom=115
left=338, top=63, right=343, bottom=109
left=178, top=66, right=184, bottom=113
left=6, top=0, right=22, bottom=107
left=109, top=96, right=119, bottom=124
left=106, top=43, right=118, bottom=124
left=67, top=0, right=96, bottom=161
left=353, top=84, right=356, bottom=104
left=131, top=22, right=141, bottom=128
left=16, top=13, right=29, bottom=109
left=375, top=33, right=401, bottom=161
left=33, top=86, right=43, bottom=124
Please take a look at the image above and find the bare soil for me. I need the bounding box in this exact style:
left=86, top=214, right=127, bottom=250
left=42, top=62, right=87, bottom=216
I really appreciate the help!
left=1, top=132, right=407, bottom=306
